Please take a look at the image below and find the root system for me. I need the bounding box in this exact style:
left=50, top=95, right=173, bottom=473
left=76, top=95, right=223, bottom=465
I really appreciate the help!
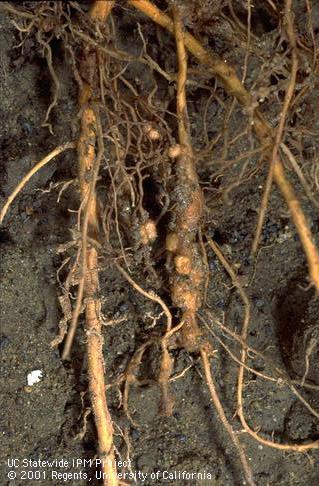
left=1, top=0, right=319, bottom=484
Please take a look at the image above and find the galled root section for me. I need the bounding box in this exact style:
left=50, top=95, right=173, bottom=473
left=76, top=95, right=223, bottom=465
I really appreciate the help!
left=167, top=7, right=205, bottom=353
left=164, top=8, right=255, bottom=485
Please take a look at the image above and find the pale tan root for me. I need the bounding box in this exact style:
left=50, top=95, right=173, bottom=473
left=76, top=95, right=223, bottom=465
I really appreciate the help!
left=63, top=2, right=118, bottom=484
left=0, top=142, right=75, bottom=225
left=208, top=239, right=319, bottom=451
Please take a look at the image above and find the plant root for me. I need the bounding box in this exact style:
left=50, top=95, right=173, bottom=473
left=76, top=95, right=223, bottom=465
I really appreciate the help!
left=3, top=1, right=318, bottom=482
left=0, top=142, right=75, bottom=225
left=128, top=0, right=319, bottom=293
left=115, top=262, right=175, bottom=417
left=207, top=239, right=319, bottom=451
left=168, top=9, right=255, bottom=484
left=61, top=2, right=118, bottom=484
left=200, top=347, right=255, bottom=486
left=252, top=0, right=299, bottom=254
left=168, top=5, right=205, bottom=352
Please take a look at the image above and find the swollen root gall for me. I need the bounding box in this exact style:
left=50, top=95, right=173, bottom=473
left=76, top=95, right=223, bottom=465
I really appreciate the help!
left=143, top=123, right=160, bottom=141
left=168, top=144, right=181, bottom=158
left=166, top=233, right=179, bottom=252
left=174, top=255, right=191, bottom=275
left=140, top=219, right=157, bottom=245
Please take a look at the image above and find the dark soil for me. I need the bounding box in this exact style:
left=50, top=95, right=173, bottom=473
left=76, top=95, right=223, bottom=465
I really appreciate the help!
left=1, top=2, right=319, bottom=485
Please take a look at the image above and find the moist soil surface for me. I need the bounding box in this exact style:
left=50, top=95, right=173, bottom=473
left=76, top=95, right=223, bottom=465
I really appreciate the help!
left=1, top=2, right=319, bottom=485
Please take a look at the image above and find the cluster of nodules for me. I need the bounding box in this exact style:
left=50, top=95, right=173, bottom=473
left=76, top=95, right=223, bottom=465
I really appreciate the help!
left=133, top=137, right=205, bottom=350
